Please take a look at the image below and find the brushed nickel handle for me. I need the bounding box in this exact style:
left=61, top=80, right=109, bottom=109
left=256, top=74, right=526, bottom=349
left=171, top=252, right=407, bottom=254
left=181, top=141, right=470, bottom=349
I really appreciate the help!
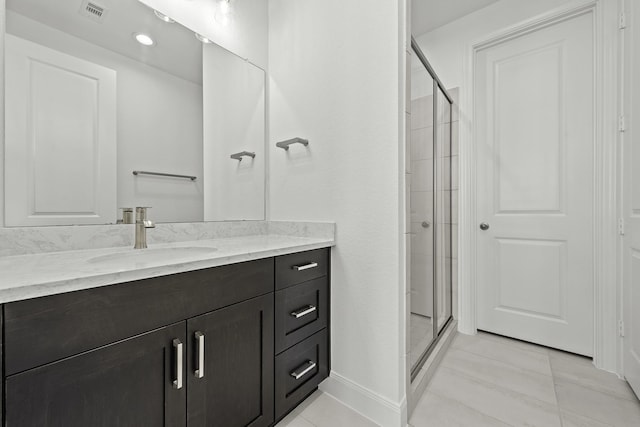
left=173, top=339, right=183, bottom=389
left=290, top=305, right=317, bottom=319
left=293, top=262, right=318, bottom=271
left=290, top=360, right=317, bottom=380
left=194, top=331, right=205, bottom=379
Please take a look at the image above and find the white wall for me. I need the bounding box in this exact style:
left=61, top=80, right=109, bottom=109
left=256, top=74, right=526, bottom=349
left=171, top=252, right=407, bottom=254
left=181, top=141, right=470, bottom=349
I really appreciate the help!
left=0, top=0, right=6, bottom=228
left=7, top=11, right=204, bottom=223
left=203, top=42, right=265, bottom=221
left=269, top=0, right=407, bottom=425
left=414, top=0, right=577, bottom=90
left=139, top=0, right=268, bottom=70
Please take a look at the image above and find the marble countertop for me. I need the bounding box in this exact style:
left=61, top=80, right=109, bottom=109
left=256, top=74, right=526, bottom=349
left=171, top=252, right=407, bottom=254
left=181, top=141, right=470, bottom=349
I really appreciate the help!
left=0, top=234, right=334, bottom=304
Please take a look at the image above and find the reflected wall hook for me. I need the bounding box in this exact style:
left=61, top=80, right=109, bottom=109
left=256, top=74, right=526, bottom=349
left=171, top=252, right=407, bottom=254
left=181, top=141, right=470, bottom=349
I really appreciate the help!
left=230, top=151, right=256, bottom=161
left=276, top=137, right=309, bottom=151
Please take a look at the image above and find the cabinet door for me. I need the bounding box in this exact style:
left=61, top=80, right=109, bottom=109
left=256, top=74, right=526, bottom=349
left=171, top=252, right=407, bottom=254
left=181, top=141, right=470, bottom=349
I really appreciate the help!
left=5, top=323, right=186, bottom=427
left=187, top=294, right=274, bottom=427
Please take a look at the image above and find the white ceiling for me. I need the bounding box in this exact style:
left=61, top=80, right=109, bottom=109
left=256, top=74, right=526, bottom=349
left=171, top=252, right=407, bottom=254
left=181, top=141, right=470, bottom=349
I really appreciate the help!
left=7, top=0, right=202, bottom=84
left=411, top=0, right=500, bottom=36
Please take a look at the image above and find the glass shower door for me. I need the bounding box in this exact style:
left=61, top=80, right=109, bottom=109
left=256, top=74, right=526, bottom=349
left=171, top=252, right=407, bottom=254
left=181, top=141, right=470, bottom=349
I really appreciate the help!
left=409, top=40, right=454, bottom=378
left=409, top=53, right=435, bottom=370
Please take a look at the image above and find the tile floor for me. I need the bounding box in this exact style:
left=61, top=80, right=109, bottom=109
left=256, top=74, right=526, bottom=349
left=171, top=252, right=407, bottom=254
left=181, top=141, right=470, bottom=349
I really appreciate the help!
left=277, top=331, right=640, bottom=427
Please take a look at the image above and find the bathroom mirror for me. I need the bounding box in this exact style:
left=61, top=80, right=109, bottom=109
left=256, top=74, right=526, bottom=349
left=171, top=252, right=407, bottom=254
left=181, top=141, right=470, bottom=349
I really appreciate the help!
left=3, top=0, right=266, bottom=226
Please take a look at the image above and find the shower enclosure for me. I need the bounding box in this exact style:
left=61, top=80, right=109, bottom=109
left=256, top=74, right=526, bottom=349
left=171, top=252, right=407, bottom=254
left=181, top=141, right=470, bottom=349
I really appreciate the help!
left=409, top=38, right=453, bottom=379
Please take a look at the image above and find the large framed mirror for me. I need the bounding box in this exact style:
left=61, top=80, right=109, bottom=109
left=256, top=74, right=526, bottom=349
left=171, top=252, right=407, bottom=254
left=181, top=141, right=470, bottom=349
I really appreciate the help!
left=3, top=0, right=266, bottom=226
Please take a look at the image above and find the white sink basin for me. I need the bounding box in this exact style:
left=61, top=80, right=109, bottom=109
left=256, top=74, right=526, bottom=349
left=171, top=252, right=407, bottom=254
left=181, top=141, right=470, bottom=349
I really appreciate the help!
left=87, top=247, right=218, bottom=268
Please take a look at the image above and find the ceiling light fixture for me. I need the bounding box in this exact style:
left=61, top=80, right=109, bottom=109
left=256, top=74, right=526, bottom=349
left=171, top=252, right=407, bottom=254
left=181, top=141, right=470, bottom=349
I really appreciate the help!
left=134, top=33, right=155, bottom=46
left=194, top=33, right=212, bottom=44
left=153, top=10, right=175, bottom=23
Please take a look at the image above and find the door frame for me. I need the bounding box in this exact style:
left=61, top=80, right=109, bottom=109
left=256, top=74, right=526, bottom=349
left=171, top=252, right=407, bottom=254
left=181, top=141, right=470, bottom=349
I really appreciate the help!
left=458, top=0, right=621, bottom=373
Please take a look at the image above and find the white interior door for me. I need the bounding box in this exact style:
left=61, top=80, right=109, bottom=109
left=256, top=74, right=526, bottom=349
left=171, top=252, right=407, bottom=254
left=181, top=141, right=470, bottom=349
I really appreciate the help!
left=623, top=0, right=640, bottom=398
left=4, top=34, right=116, bottom=226
left=475, top=12, right=594, bottom=356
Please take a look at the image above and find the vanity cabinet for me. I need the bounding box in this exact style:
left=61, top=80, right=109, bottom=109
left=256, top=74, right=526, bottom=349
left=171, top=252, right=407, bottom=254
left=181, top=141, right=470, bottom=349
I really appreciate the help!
left=6, top=323, right=187, bottom=426
left=187, top=294, right=274, bottom=426
left=0, top=248, right=330, bottom=426
left=273, top=249, right=330, bottom=420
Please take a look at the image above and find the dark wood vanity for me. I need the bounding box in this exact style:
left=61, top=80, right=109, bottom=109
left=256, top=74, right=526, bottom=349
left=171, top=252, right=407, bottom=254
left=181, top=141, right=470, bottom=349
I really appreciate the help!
left=0, top=247, right=330, bottom=426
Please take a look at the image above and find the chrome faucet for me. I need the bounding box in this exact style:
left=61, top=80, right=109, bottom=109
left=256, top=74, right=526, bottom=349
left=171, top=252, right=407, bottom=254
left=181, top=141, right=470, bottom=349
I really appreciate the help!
left=134, top=207, right=155, bottom=249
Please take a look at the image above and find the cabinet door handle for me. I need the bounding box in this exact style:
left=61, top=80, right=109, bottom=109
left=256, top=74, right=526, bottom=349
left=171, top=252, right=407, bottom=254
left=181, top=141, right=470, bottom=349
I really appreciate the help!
left=173, top=338, right=183, bottom=390
left=194, top=331, right=205, bottom=379
left=290, top=305, right=317, bottom=319
left=290, top=360, right=317, bottom=380
left=292, top=262, right=318, bottom=271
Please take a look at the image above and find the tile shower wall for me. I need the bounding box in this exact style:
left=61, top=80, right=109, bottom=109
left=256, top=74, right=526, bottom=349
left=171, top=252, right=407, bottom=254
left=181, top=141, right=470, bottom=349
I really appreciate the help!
left=409, top=88, right=459, bottom=320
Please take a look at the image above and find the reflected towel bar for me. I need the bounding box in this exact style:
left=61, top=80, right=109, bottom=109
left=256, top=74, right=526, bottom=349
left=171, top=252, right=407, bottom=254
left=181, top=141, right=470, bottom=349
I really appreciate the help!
left=132, top=171, right=197, bottom=181
left=230, top=151, right=256, bottom=161
left=276, top=137, right=309, bottom=150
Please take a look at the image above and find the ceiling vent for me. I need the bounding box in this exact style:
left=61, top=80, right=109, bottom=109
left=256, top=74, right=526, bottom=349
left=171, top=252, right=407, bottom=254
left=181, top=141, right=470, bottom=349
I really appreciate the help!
left=79, top=0, right=108, bottom=23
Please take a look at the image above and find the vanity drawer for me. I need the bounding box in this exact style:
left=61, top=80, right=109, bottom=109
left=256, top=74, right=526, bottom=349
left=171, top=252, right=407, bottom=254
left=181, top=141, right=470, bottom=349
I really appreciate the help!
left=275, top=329, right=328, bottom=420
left=275, top=277, right=328, bottom=354
left=275, top=248, right=329, bottom=290
left=4, top=257, right=274, bottom=375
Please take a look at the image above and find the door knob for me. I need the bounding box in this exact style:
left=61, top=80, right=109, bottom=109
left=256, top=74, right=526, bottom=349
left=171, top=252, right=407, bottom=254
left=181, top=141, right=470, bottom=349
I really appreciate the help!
left=421, top=221, right=431, bottom=228
left=480, top=223, right=490, bottom=231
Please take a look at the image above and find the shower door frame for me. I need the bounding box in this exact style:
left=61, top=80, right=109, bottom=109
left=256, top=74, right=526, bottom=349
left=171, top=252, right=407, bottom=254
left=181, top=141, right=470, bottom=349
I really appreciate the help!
left=409, top=37, right=454, bottom=381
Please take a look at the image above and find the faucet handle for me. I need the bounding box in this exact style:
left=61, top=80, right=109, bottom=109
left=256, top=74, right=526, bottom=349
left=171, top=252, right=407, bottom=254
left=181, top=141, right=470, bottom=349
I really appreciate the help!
left=135, top=206, right=152, bottom=221
left=118, top=207, right=134, bottom=224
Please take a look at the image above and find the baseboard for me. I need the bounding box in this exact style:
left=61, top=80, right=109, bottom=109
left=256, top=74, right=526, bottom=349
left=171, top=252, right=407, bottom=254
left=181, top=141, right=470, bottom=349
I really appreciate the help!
left=320, top=371, right=406, bottom=427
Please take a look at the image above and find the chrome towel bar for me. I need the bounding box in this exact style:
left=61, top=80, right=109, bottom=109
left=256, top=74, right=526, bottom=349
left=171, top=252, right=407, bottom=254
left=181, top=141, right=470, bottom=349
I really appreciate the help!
left=132, top=171, right=197, bottom=181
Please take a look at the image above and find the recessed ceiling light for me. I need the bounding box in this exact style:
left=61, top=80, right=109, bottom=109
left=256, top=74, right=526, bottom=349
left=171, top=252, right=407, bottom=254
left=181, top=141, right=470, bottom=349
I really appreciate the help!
left=154, top=10, right=175, bottom=23
left=194, top=33, right=212, bottom=44
left=134, top=33, right=155, bottom=46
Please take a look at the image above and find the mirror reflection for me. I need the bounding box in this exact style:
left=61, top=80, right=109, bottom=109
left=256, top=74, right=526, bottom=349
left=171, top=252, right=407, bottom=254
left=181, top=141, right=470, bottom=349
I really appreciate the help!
left=4, top=0, right=265, bottom=226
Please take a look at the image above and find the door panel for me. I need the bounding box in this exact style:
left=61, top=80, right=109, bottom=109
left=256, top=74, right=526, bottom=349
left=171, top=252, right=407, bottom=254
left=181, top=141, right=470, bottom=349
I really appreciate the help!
left=494, top=44, right=564, bottom=214
left=495, top=238, right=566, bottom=319
left=4, top=34, right=116, bottom=226
left=187, top=294, right=274, bottom=427
left=476, top=12, right=594, bottom=355
left=5, top=323, right=186, bottom=427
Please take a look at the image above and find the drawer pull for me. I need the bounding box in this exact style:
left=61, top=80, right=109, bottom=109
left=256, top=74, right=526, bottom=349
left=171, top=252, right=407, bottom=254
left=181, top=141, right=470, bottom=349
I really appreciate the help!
left=290, top=360, right=317, bottom=380
left=293, top=262, right=318, bottom=271
left=194, top=331, right=205, bottom=379
left=290, top=305, right=317, bottom=319
left=173, top=338, right=183, bottom=390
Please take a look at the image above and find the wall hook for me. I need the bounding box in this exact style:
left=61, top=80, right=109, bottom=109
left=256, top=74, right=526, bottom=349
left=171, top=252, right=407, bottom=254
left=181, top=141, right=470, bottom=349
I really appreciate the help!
left=276, top=137, right=309, bottom=151
left=230, top=151, right=256, bottom=161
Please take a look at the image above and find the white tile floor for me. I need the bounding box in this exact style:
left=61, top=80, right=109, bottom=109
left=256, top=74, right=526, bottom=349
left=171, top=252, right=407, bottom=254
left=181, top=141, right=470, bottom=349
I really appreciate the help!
left=277, top=332, right=640, bottom=427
